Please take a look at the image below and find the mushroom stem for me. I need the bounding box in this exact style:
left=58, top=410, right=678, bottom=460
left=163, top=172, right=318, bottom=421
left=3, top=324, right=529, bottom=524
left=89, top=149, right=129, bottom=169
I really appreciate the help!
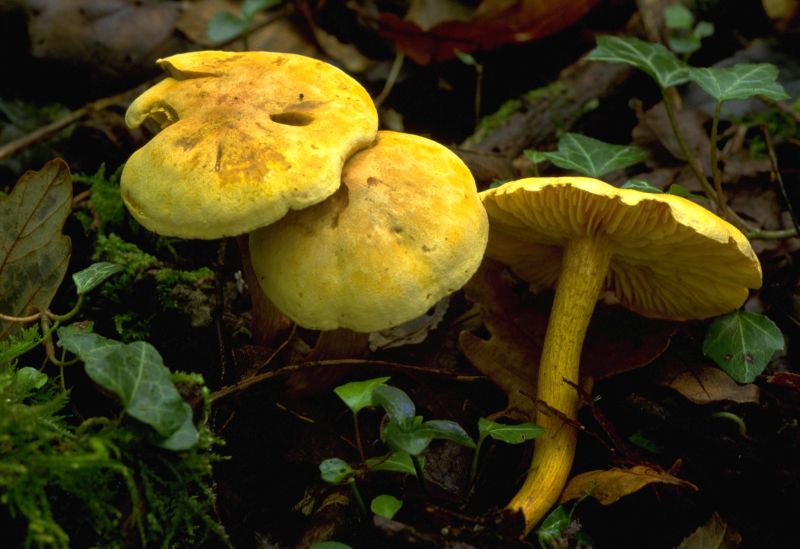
left=507, top=235, right=612, bottom=535
left=236, top=235, right=291, bottom=347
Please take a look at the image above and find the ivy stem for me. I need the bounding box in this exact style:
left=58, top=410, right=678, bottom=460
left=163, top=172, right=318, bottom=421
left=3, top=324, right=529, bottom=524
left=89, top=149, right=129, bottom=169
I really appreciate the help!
left=660, top=88, right=719, bottom=205
left=709, top=100, right=731, bottom=218
left=353, top=412, right=366, bottom=464
left=348, top=480, right=368, bottom=517
left=411, top=455, right=428, bottom=495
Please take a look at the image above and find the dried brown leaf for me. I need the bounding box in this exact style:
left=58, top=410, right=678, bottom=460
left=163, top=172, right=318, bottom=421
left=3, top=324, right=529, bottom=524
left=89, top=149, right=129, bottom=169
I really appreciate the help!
left=560, top=464, right=698, bottom=505
left=675, top=512, right=742, bottom=549
left=654, top=359, right=760, bottom=405
left=459, top=261, right=675, bottom=421
left=0, top=159, right=72, bottom=339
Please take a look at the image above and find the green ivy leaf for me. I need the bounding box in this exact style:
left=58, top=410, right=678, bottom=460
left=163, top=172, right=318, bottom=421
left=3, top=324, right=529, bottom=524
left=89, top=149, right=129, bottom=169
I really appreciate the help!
left=669, top=35, right=701, bottom=56
left=689, top=63, right=789, bottom=102
left=478, top=417, right=543, bottom=445
left=310, top=542, right=353, bottom=549
left=158, top=402, right=200, bottom=451
left=207, top=11, right=247, bottom=43
left=372, top=385, right=416, bottom=428
left=333, top=376, right=390, bottom=414
left=454, top=50, right=478, bottom=67
left=14, top=366, right=48, bottom=392
left=72, top=262, right=123, bottom=295
left=381, top=419, right=433, bottom=456
left=587, top=35, right=691, bottom=88
left=536, top=505, right=572, bottom=549
left=620, top=179, right=664, bottom=193
left=693, top=21, right=714, bottom=40
left=665, top=4, right=694, bottom=30
left=242, top=0, right=281, bottom=18
left=371, top=494, right=403, bottom=520
left=703, top=311, right=784, bottom=383
left=57, top=326, right=196, bottom=442
left=366, top=451, right=418, bottom=476
left=420, top=419, right=476, bottom=448
left=319, top=458, right=354, bottom=485
left=535, top=133, right=646, bottom=178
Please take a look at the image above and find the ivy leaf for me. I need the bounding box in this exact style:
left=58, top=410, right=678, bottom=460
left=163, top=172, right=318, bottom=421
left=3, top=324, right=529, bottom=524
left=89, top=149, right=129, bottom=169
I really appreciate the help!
left=586, top=35, right=691, bottom=88
left=333, top=376, right=390, bottom=414
left=207, top=11, right=247, bottom=43
left=536, top=505, right=572, bottom=549
left=319, top=458, right=355, bottom=485
left=420, top=419, right=475, bottom=448
left=381, top=419, right=433, bottom=456
left=366, top=451, right=418, bottom=476
left=689, top=63, right=789, bottom=102
left=703, top=311, right=784, bottom=383
left=371, top=494, right=403, bottom=520
left=372, top=385, right=416, bottom=428
left=665, top=4, right=694, bottom=30
left=57, top=326, right=196, bottom=442
left=535, top=133, right=646, bottom=178
left=620, top=180, right=663, bottom=194
left=0, top=159, right=72, bottom=340
left=242, top=0, right=281, bottom=19
left=478, top=417, right=543, bottom=445
left=72, top=262, right=123, bottom=295
left=157, top=402, right=200, bottom=451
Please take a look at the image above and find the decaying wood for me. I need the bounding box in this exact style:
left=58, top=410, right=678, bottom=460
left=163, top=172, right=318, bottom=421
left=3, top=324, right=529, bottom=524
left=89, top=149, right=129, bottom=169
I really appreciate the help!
left=456, top=60, right=632, bottom=184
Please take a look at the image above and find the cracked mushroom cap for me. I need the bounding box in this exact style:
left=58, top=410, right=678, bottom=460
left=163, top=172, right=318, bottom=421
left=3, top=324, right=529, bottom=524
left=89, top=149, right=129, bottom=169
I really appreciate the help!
left=249, top=130, right=489, bottom=332
left=121, top=50, right=378, bottom=238
left=480, top=177, right=762, bottom=321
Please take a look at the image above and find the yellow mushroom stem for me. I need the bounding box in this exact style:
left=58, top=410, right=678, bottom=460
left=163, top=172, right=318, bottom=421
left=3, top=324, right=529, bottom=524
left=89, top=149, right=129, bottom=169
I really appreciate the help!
left=507, top=235, right=613, bottom=535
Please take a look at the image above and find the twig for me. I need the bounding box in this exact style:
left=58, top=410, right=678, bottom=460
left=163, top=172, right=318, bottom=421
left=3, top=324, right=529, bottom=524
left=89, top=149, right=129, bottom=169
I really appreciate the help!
left=373, top=50, right=405, bottom=108
left=0, top=88, right=144, bottom=162
left=210, top=359, right=484, bottom=401
left=762, top=124, right=800, bottom=235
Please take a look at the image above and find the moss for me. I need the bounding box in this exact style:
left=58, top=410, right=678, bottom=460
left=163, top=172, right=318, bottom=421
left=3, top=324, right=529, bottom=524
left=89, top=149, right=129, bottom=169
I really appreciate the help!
left=465, top=81, right=570, bottom=146
left=73, top=165, right=128, bottom=234
left=0, top=363, right=230, bottom=548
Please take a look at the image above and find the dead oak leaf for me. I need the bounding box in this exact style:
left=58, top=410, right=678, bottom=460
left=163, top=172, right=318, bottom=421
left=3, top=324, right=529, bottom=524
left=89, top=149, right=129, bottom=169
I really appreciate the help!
left=459, top=260, right=675, bottom=421
left=0, top=159, right=72, bottom=339
left=560, top=464, right=698, bottom=506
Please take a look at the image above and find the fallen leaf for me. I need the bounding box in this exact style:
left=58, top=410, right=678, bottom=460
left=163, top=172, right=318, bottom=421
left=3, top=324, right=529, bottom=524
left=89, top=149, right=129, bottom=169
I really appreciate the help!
left=675, top=512, right=742, bottom=549
left=560, top=464, right=698, bottom=505
left=766, top=371, right=800, bottom=392
left=0, top=159, right=72, bottom=339
left=366, top=0, right=599, bottom=65
left=26, top=0, right=185, bottom=80
left=654, top=359, right=760, bottom=405
left=369, top=297, right=449, bottom=351
left=631, top=102, right=712, bottom=186
left=459, top=260, right=675, bottom=421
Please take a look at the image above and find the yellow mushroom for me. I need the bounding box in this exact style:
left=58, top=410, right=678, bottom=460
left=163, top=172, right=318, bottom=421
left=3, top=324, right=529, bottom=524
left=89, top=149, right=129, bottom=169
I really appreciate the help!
left=119, top=50, right=378, bottom=345
left=479, top=177, right=762, bottom=535
left=121, top=50, right=377, bottom=239
left=249, top=130, right=489, bottom=336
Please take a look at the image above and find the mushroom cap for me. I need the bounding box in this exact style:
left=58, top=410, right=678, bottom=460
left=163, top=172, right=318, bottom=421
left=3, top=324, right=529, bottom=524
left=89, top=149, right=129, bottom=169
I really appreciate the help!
left=249, top=130, right=489, bottom=332
left=121, top=50, right=378, bottom=238
left=480, top=177, right=762, bottom=321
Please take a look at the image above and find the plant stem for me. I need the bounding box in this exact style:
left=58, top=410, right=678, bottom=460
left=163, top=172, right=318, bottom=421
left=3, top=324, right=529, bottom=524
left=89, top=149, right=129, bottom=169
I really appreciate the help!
left=373, top=51, right=405, bottom=108
left=711, top=411, right=748, bottom=438
left=660, top=88, right=719, bottom=205
left=506, top=235, right=612, bottom=535
left=353, top=412, right=366, bottom=464
left=709, top=100, right=730, bottom=217
left=411, top=455, right=428, bottom=495
left=469, top=436, right=487, bottom=486
left=348, top=480, right=368, bottom=517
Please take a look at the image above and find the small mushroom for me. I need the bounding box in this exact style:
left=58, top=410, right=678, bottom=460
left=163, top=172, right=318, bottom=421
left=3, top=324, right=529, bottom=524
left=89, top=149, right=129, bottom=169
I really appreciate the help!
left=248, top=130, right=489, bottom=352
left=120, top=50, right=378, bottom=344
left=479, top=177, right=762, bottom=534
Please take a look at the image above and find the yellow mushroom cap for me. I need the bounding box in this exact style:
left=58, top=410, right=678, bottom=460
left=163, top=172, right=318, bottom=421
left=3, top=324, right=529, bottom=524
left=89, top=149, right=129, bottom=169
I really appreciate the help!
left=249, top=130, right=490, bottom=332
left=121, top=50, right=378, bottom=238
left=480, top=177, right=762, bottom=321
